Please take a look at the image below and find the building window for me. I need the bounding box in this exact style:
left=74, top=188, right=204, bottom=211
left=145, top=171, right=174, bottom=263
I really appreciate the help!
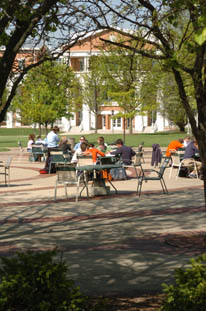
left=79, top=59, right=84, bottom=71
left=127, top=118, right=130, bottom=128
left=103, top=116, right=106, bottom=127
left=112, top=117, right=121, bottom=128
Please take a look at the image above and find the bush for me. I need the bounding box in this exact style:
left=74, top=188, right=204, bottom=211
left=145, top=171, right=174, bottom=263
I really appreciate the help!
left=0, top=249, right=99, bottom=311
left=161, top=254, right=206, bottom=311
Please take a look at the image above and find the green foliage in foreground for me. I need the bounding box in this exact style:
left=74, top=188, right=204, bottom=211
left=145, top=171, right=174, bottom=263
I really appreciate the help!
left=0, top=128, right=186, bottom=151
left=161, top=254, right=206, bottom=311
left=0, top=250, right=103, bottom=311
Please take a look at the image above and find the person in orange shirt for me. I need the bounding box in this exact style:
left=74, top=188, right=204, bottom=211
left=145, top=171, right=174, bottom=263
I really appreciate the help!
left=86, top=143, right=105, bottom=163
left=165, top=139, right=184, bottom=157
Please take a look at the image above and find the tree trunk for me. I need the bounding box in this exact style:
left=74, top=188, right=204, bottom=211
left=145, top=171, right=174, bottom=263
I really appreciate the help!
left=129, top=117, right=133, bottom=134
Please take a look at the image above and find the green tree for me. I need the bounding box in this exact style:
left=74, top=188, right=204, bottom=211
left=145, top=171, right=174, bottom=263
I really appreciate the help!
left=83, top=56, right=107, bottom=133
left=99, top=40, right=141, bottom=135
left=82, top=0, right=206, bottom=200
left=160, top=71, right=189, bottom=132
left=0, top=0, right=95, bottom=122
left=12, top=61, right=82, bottom=134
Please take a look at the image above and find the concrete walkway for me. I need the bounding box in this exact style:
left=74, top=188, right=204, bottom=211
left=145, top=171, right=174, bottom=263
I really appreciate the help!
left=0, top=148, right=205, bottom=296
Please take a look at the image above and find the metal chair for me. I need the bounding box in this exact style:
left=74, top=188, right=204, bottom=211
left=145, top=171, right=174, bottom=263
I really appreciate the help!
left=123, top=152, right=143, bottom=178
left=137, top=142, right=145, bottom=163
left=137, top=157, right=169, bottom=197
left=54, top=165, right=88, bottom=201
left=31, top=145, right=46, bottom=162
left=169, top=153, right=182, bottom=179
left=77, top=154, right=93, bottom=166
left=18, top=141, right=24, bottom=152
left=177, top=158, right=198, bottom=179
left=49, top=150, right=66, bottom=174
left=0, top=156, right=12, bottom=186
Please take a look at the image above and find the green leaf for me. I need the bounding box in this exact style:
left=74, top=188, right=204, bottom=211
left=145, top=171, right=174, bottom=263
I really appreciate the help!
left=195, top=28, right=206, bottom=46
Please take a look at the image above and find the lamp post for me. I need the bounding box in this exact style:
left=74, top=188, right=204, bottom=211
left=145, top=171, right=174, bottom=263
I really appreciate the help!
left=111, top=110, right=114, bottom=134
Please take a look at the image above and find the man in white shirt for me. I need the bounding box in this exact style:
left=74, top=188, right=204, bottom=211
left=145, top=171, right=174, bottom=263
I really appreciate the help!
left=45, top=126, right=60, bottom=148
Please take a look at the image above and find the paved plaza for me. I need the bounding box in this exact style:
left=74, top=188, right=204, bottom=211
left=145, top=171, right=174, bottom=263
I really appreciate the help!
left=0, top=148, right=205, bottom=296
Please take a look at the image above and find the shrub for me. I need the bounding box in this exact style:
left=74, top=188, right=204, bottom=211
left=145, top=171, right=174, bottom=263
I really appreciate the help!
left=161, top=254, right=206, bottom=311
left=0, top=249, right=99, bottom=311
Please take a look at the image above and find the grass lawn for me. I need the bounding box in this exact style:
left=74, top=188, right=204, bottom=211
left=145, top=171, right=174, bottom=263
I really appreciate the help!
left=0, top=128, right=186, bottom=151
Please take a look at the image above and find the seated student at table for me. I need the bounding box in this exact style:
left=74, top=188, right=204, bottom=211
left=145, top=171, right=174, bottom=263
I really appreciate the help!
left=59, top=136, right=71, bottom=154
left=183, top=137, right=202, bottom=178
left=183, top=135, right=191, bottom=148
left=73, top=136, right=86, bottom=151
left=35, top=135, right=47, bottom=146
left=109, top=139, right=136, bottom=165
left=86, top=143, right=105, bottom=163
left=27, top=134, right=35, bottom=152
left=71, top=142, right=88, bottom=163
left=96, top=136, right=108, bottom=153
left=165, top=139, right=184, bottom=157
left=45, top=126, right=60, bottom=148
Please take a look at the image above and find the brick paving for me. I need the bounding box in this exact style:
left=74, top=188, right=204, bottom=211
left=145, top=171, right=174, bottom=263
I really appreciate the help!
left=0, top=147, right=205, bottom=295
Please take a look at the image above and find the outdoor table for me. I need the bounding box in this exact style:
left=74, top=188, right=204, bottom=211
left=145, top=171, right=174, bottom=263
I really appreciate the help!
left=75, top=163, right=122, bottom=195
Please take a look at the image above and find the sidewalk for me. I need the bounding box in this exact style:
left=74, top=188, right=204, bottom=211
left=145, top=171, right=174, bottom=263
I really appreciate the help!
left=0, top=148, right=205, bottom=296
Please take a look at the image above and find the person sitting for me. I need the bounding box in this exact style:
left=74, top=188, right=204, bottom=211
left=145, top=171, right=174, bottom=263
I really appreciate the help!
left=71, top=142, right=89, bottom=163
left=165, top=139, right=184, bottom=157
left=110, top=138, right=136, bottom=165
left=35, top=135, right=46, bottom=146
left=96, top=136, right=108, bottom=153
left=73, top=136, right=86, bottom=151
left=183, top=137, right=202, bottom=178
left=183, top=135, right=191, bottom=148
left=59, top=136, right=71, bottom=154
left=86, top=143, right=105, bottom=163
left=59, top=136, right=72, bottom=161
left=27, top=134, right=35, bottom=152
left=45, top=126, right=60, bottom=148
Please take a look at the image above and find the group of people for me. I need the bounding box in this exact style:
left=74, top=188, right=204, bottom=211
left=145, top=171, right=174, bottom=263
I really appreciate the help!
left=71, top=136, right=135, bottom=165
left=166, top=135, right=202, bottom=178
left=27, top=127, right=136, bottom=174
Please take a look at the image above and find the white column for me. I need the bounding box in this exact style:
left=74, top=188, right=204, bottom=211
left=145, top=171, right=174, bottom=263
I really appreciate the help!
left=81, top=104, right=91, bottom=131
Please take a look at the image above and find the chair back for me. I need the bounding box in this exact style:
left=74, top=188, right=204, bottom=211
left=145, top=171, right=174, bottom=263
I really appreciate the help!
left=32, top=145, right=44, bottom=154
left=159, top=158, right=170, bottom=177
left=99, top=156, right=119, bottom=165
left=171, top=153, right=181, bottom=166
left=56, top=165, right=77, bottom=183
left=5, top=156, right=12, bottom=168
left=77, top=154, right=93, bottom=166
left=133, top=152, right=142, bottom=166
left=50, top=151, right=65, bottom=164
left=177, top=148, right=185, bottom=160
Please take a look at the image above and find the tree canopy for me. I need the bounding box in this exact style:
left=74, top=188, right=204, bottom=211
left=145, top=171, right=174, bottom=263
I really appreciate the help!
left=0, top=0, right=96, bottom=122
left=12, top=61, right=81, bottom=132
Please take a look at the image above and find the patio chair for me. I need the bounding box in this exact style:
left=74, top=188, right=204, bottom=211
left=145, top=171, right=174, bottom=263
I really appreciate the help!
left=123, top=152, right=143, bottom=178
left=0, top=156, right=12, bottom=186
left=18, top=141, right=24, bottom=152
left=177, top=158, right=198, bottom=179
left=137, top=157, right=170, bottom=197
left=137, top=142, right=145, bottom=163
left=77, top=154, right=93, bottom=166
left=49, top=150, right=66, bottom=174
left=54, top=165, right=88, bottom=201
left=169, top=153, right=181, bottom=179
left=31, top=145, right=46, bottom=162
